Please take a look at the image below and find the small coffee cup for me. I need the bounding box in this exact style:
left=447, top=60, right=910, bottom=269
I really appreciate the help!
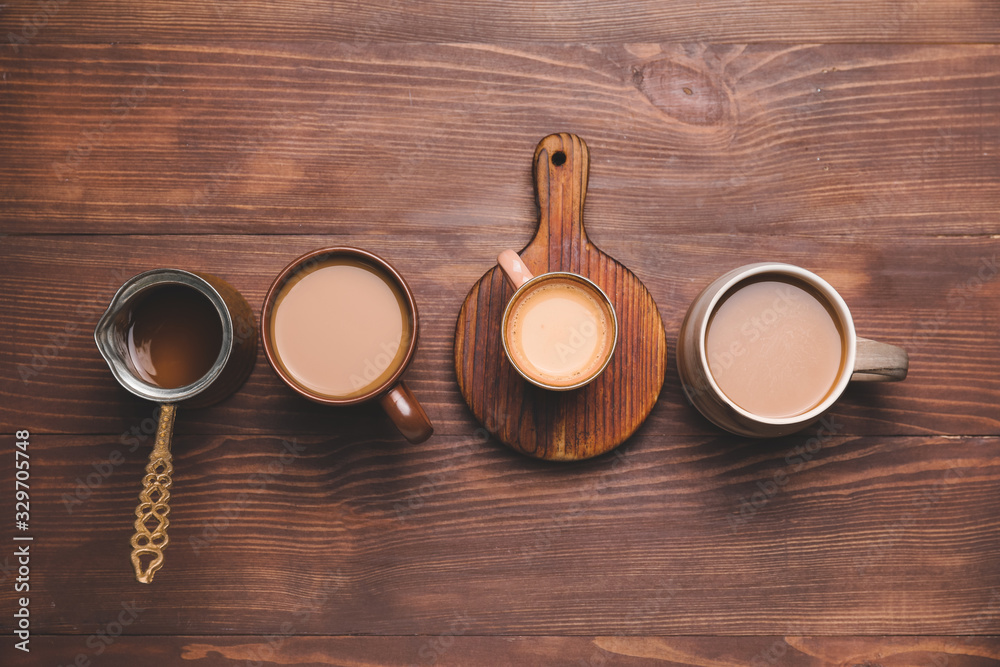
left=95, top=269, right=257, bottom=583
left=261, top=247, right=433, bottom=444
left=676, top=262, right=908, bottom=438
left=496, top=249, right=618, bottom=391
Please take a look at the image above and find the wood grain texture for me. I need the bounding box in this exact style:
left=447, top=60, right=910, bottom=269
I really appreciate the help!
left=1, top=0, right=999, bottom=656
left=15, top=635, right=1000, bottom=666
left=455, top=133, right=668, bottom=460
left=0, top=0, right=998, bottom=43
left=0, top=433, right=997, bottom=636
left=1, top=43, right=998, bottom=237
left=2, top=234, right=997, bottom=437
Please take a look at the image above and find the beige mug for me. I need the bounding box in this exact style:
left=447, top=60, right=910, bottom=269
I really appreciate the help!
left=496, top=249, right=618, bottom=391
left=676, top=262, right=908, bottom=437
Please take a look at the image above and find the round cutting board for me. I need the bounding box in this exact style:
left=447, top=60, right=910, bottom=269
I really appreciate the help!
left=454, top=133, right=668, bottom=460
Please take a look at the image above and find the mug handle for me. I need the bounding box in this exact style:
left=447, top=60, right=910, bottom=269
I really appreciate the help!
left=379, top=381, right=434, bottom=443
left=851, top=337, right=909, bottom=382
left=498, top=249, right=534, bottom=290
left=130, top=403, right=176, bottom=583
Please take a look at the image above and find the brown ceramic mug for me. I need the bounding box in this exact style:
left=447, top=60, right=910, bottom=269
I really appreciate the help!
left=261, top=247, right=433, bottom=444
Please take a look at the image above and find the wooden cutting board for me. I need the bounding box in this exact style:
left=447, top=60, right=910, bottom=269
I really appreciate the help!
left=454, top=133, right=668, bottom=460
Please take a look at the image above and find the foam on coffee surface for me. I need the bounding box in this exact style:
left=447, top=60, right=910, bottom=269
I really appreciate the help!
left=505, top=278, right=612, bottom=387
left=706, top=278, right=844, bottom=419
left=271, top=259, right=411, bottom=399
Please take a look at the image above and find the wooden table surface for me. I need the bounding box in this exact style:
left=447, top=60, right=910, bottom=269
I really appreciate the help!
left=2, top=1, right=999, bottom=665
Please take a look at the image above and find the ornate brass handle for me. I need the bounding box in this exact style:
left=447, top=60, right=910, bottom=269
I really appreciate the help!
left=130, top=403, right=176, bottom=583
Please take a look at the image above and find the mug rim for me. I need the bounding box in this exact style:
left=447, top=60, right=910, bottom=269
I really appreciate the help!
left=695, top=262, right=857, bottom=426
left=94, top=269, right=235, bottom=403
left=500, top=271, right=619, bottom=392
left=260, top=246, right=420, bottom=406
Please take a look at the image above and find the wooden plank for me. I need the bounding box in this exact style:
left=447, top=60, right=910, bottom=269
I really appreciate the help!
left=0, top=0, right=997, bottom=44
left=15, top=635, right=1000, bottom=666
left=2, top=234, right=998, bottom=437
left=1, top=43, right=998, bottom=236
left=0, top=433, right=996, bottom=635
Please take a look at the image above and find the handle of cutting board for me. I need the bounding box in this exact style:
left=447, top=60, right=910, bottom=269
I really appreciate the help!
left=532, top=133, right=591, bottom=268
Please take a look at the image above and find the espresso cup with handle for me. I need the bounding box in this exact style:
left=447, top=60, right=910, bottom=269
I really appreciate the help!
left=676, top=262, right=908, bottom=438
left=496, top=249, right=618, bottom=391
left=261, top=247, right=433, bottom=444
left=95, top=268, right=257, bottom=583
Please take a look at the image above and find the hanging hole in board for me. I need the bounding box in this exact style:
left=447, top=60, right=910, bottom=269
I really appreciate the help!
left=551, top=151, right=566, bottom=166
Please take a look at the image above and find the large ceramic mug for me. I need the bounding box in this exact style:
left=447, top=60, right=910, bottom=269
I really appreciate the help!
left=677, top=262, right=908, bottom=438
left=261, top=247, right=433, bottom=444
